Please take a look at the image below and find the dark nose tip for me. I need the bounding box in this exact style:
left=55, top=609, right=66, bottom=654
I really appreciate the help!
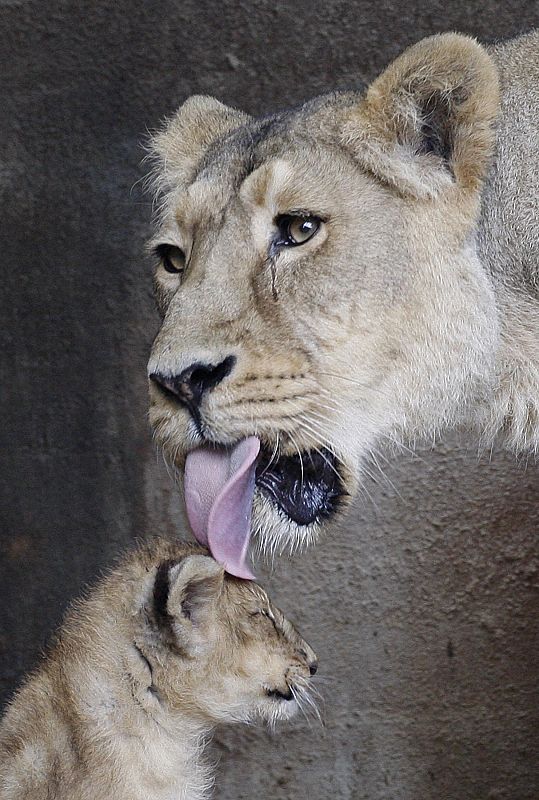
left=150, top=355, right=236, bottom=408
left=309, top=660, right=318, bottom=676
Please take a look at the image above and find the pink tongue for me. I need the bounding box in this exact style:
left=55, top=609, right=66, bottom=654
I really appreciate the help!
left=184, top=437, right=260, bottom=579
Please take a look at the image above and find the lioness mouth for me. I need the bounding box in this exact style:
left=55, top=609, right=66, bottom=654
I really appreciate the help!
left=184, top=437, right=344, bottom=578
left=255, top=446, right=343, bottom=527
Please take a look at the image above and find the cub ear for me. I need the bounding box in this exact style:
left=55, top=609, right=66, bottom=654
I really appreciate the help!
left=150, top=95, right=251, bottom=190
left=165, top=555, right=225, bottom=628
left=342, top=33, right=500, bottom=199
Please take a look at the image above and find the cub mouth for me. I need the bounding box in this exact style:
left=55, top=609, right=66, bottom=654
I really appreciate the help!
left=265, top=687, right=294, bottom=701
left=255, top=446, right=345, bottom=527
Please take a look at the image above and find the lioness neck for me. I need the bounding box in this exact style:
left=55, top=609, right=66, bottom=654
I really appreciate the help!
left=478, top=286, right=539, bottom=451
left=0, top=594, right=213, bottom=800
left=476, top=31, right=539, bottom=452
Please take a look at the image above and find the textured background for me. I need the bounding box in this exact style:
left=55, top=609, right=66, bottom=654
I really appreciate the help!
left=1, top=2, right=538, bottom=798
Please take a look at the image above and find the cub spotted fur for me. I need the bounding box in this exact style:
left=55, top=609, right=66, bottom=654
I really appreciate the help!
left=0, top=541, right=317, bottom=800
left=147, top=32, right=538, bottom=556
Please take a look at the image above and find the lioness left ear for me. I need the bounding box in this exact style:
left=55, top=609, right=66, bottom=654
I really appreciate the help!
left=150, top=95, right=252, bottom=191
left=342, top=33, right=500, bottom=199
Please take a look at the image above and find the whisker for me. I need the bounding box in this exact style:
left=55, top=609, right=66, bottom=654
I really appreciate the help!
left=290, top=686, right=316, bottom=729
left=317, top=370, right=393, bottom=401
left=279, top=400, right=345, bottom=474
left=292, top=681, right=323, bottom=725
left=258, top=431, right=281, bottom=479
left=368, top=447, right=404, bottom=500
left=287, top=430, right=305, bottom=491
left=295, top=423, right=344, bottom=481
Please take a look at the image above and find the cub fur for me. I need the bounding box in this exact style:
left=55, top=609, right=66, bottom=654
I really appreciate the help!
left=147, top=31, right=538, bottom=552
left=0, top=540, right=317, bottom=800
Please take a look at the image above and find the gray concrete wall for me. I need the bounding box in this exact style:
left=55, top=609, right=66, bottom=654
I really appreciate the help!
left=1, top=2, right=538, bottom=798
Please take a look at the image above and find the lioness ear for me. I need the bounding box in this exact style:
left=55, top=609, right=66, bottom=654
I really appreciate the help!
left=342, top=34, right=500, bottom=199
left=151, top=95, right=251, bottom=189
left=166, top=555, right=225, bottom=627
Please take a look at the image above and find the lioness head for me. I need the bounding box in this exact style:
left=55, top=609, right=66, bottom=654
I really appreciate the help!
left=147, top=34, right=500, bottom=568
left=134, top=545, right=317, bottom=725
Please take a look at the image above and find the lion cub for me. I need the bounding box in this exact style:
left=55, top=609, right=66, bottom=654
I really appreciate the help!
left=0, top=540, right=317, bottom=800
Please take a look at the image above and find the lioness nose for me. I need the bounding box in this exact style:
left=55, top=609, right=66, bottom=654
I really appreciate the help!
left=309, top=660, right=318, bottom=676
left=150, top=356, right=236, bottom=408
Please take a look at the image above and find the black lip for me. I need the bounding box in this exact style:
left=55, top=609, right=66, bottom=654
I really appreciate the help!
left=255, top=447, right=345, bottom=526
left=266, top=687, right=294, bottom=701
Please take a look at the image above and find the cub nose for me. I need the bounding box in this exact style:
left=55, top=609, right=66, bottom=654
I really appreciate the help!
left=297, top=647, right=318, bottom=676
left=150, top=355, right=236, bottom=408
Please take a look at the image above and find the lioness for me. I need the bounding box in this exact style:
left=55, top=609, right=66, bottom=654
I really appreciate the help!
left=0, top=541, right=317, bottom=800
left=147, top=32, right=538, bottom=573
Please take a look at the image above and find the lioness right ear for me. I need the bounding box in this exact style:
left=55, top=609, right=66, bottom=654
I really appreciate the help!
left=150, top=95, right=251, bottom=190
left=342, top=33, right=500, bottom=199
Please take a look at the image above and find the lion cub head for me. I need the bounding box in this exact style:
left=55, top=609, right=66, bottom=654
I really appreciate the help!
left=130, top=542, right=317, bottom=725
left=146, top=34, right=500, bottom=560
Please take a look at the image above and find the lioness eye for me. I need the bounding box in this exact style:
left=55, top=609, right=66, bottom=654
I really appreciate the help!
left=275, top=214, right=321, bottom=247
left=156, top=244, right=186, bottom=275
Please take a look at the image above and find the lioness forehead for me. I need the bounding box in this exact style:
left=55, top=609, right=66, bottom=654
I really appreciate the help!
left=158, top=98, right=366, bottom=236
left=182, top=91, right=360, bottom=200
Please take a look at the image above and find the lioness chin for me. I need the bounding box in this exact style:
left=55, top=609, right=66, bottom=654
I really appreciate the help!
left=147, top=31, right=538, bottom=574
left=0, top=540, right=317, bottom=800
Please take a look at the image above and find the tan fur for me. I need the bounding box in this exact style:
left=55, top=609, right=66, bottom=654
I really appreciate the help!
left=146, top=31, right=539, bottom=551
left=0, top=541, right=316, bottom=800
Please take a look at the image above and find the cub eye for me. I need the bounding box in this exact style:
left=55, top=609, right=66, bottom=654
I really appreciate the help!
left=156, top=244, right=186, bottom=275
left=275, top=214, right=321, bottom=247
left=251, top=608, right=270, bottom=619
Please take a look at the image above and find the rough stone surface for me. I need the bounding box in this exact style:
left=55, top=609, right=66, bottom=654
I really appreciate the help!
left=1, top=2, right=538, bottom=798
